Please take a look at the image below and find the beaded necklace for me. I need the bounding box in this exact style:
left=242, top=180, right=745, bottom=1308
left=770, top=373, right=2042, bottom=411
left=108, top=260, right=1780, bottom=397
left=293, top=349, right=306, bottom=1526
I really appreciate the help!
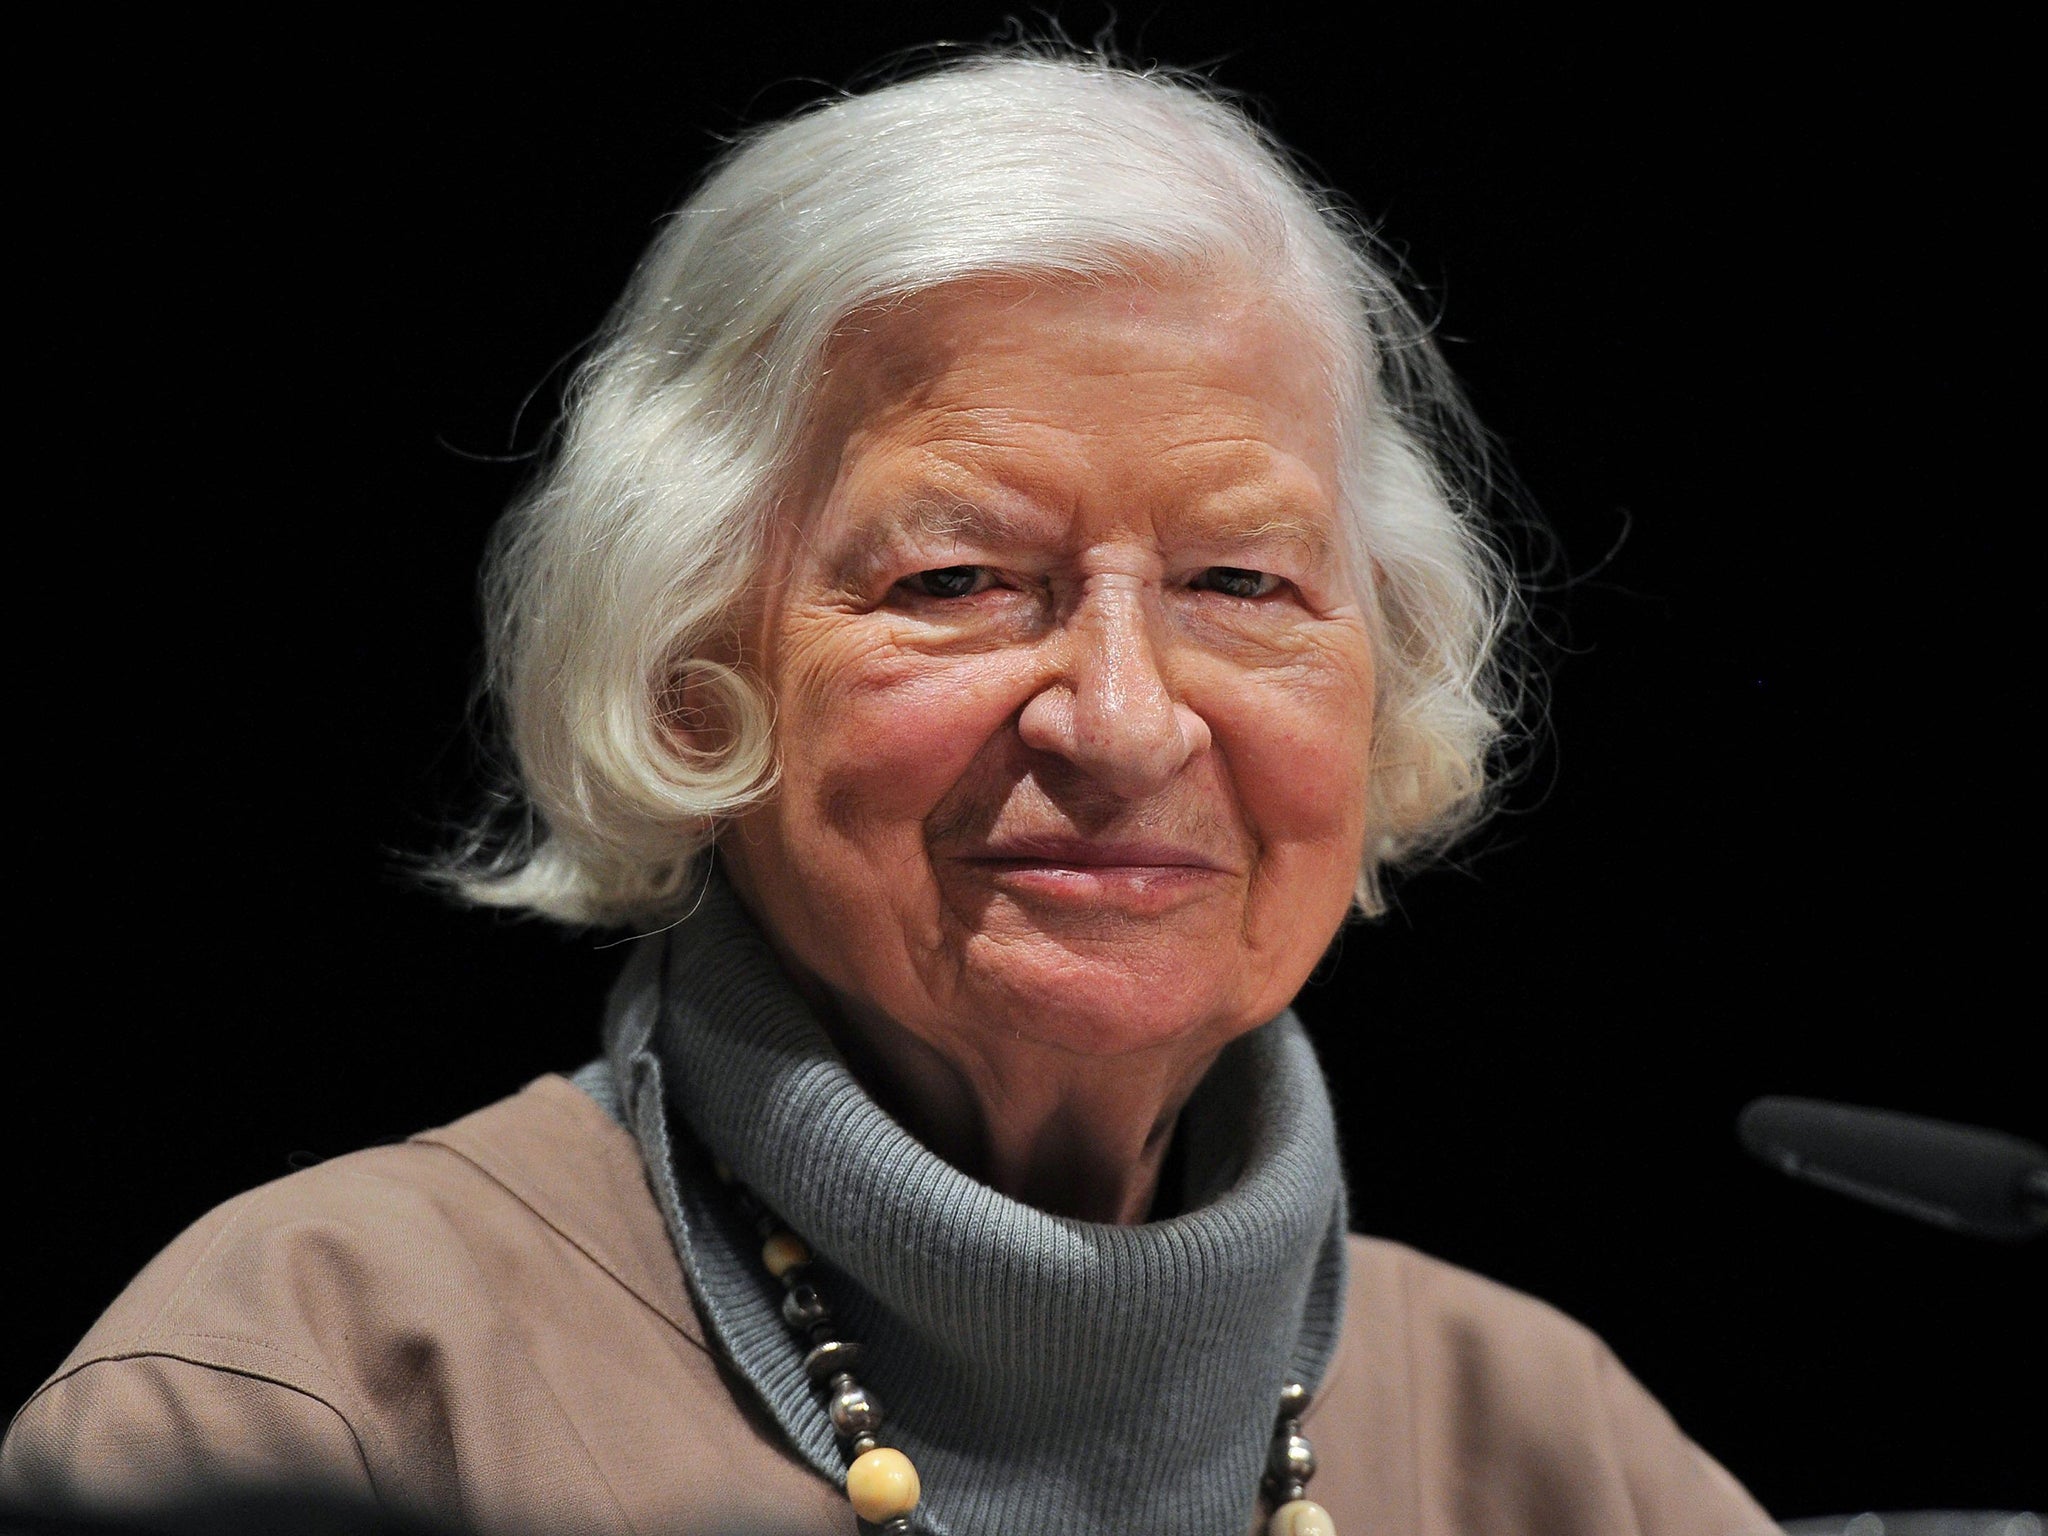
left=717, top=1161, right=1339, bottom=1536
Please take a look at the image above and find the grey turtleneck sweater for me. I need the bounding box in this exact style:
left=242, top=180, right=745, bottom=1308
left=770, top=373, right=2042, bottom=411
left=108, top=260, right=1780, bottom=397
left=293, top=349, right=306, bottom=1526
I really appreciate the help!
left=582, top=878, right=1348, bottom=1536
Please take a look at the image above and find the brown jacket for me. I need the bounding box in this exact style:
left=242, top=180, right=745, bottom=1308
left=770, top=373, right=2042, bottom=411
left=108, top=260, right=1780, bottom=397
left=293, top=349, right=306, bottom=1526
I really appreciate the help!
left=3, top=1075, right=1771, bottom=1535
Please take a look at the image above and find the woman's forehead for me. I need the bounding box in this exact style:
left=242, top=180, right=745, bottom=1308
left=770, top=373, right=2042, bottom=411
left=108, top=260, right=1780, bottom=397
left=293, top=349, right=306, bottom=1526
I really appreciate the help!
left=792, top=276, right=1343, bottom=537
left=821, top=273, right=1335, bottom=406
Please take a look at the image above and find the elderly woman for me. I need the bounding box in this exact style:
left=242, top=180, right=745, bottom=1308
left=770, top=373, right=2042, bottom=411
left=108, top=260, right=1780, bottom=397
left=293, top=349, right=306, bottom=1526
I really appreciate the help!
left=5, top=53, right=1769, bottom=1536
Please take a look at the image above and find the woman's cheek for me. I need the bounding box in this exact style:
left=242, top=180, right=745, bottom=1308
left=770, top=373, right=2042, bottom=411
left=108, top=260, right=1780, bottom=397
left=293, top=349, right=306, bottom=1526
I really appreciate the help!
left=1204, top=652, right=1375, bottom=839
left=798, top=643, right=1034, bottom=817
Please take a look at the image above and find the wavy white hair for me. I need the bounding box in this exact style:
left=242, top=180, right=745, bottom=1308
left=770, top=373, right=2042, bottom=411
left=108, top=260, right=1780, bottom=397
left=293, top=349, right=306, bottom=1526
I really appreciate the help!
left=447, top=50, right=1522, bottom=925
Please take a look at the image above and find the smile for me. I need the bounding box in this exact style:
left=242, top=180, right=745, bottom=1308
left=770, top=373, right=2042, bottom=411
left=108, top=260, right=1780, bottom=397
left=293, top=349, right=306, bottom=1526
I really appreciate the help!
left=955, top=838, right=1234, bottom=913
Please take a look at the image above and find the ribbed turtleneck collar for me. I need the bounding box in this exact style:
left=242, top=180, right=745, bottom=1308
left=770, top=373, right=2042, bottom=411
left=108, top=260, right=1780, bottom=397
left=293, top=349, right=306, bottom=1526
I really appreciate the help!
left=601, top=875, right=1347, bottom=1536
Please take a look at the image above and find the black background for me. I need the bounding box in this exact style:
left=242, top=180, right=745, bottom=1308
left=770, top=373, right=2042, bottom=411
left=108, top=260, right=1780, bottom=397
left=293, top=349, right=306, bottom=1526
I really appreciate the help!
left=14, top=6, right=2042, bottom=1522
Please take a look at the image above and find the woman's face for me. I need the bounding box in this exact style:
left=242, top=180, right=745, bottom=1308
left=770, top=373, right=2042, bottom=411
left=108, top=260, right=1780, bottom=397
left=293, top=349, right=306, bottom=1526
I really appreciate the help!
left=717, top=277, right=1375, bottom=1070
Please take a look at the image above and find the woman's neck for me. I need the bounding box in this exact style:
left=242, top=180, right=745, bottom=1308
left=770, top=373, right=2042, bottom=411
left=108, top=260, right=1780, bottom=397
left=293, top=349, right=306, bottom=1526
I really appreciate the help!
left=724, top=869, right=1229, bottom=1223
left=820, top=993, right=1216, bottom=1222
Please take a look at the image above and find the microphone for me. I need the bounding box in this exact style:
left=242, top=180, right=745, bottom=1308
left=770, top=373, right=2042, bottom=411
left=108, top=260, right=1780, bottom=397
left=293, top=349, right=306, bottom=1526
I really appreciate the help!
left=1737, top=1096, right=2048, bottom=1242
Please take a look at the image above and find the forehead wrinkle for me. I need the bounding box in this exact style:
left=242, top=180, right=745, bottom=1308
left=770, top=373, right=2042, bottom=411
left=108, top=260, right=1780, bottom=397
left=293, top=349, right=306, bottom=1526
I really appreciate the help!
left=1156, top=442, right=1339, bottom=560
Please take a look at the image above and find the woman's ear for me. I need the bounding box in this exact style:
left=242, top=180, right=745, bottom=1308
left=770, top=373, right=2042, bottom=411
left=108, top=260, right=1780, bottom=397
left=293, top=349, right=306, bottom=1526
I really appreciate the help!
left=657, top=647, right=741, bottom=764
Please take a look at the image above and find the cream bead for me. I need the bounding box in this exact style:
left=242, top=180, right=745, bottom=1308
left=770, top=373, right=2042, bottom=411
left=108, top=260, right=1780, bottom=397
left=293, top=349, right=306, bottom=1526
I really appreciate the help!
left=761, top=1231, right=811, bottom=1277
left=1268, top=1498, right=1336, bottom=1536
left=846, top=1447, right=921, bottom=1522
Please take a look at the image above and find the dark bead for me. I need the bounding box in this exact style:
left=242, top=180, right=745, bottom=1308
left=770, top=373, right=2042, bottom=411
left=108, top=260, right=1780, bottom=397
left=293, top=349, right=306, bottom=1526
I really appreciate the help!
left=830, top=1379, right=885, bottom=1437
left=804, top=1339, right=865, bottom=1383
left=850, top=1434, right=879, bottom=1456
left=1278, top=1380, right=1312, bottom=1418
left=782, top=1281, right=831, bottom=1331
left=1268, top=1431, right=1316, bottom=1483
left=880, top=1520, right=913, bottom=1535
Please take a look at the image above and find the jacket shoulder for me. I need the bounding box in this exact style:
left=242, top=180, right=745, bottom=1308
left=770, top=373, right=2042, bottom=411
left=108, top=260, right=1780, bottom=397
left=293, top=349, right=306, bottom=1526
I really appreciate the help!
left=30, top=1077, right=682, bottom=1392
left=3, top=1076, right=719, bottom=1521
left=1349, top=1232, right=1619, bottom=1376
left=31, top=1121, right=499, bottom=1404
left=1315, top=1235, right=1771, bottom=1536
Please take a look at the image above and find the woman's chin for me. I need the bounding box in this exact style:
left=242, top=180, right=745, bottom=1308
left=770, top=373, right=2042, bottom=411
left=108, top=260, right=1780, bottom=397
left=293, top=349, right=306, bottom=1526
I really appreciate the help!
left=948, top=946, right=1272, bottom=1061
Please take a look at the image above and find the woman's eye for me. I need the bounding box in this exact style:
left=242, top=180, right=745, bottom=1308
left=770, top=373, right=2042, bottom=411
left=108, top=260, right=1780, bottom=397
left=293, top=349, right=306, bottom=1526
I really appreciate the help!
left=1192, top=566, right=1282, bottom=599
left=899, top=565, right=996, bottom=600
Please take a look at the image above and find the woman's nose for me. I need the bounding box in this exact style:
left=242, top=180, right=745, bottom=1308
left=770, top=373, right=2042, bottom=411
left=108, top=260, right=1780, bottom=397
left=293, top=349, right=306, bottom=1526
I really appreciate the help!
left=1015, top=576, right=1212, bottom=798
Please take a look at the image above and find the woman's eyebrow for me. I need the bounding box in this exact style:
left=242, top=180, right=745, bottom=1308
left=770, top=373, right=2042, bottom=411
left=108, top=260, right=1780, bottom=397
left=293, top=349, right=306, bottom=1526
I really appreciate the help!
left=1193, top=512, right=1335, bottom=565
left=829, top=493, right=1047, bottom=579
left=826, top=487, right=1338, bottom=577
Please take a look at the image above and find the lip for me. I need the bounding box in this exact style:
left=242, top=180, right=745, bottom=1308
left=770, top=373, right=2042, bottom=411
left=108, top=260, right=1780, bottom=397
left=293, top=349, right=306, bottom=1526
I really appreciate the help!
left=962, top=836, right=1231, bottom=872
left=948, top=836, right=1235, bottom=916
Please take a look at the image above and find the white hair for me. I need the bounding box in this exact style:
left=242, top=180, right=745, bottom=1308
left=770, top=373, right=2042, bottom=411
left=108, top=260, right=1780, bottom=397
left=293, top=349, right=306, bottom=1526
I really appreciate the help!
left=445, top=49, right=1522, bottom=925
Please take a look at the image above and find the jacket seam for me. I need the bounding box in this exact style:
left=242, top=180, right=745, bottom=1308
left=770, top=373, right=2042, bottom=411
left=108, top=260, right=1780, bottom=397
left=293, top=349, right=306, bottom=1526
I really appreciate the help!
left=131, top=1188, right=269, bottom=1356
left=148, top=1330, right=355, bottom=1407
left=406, top=1122, right=713, bottom=1361
left=14, top=1349, right=382, bottom=1502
